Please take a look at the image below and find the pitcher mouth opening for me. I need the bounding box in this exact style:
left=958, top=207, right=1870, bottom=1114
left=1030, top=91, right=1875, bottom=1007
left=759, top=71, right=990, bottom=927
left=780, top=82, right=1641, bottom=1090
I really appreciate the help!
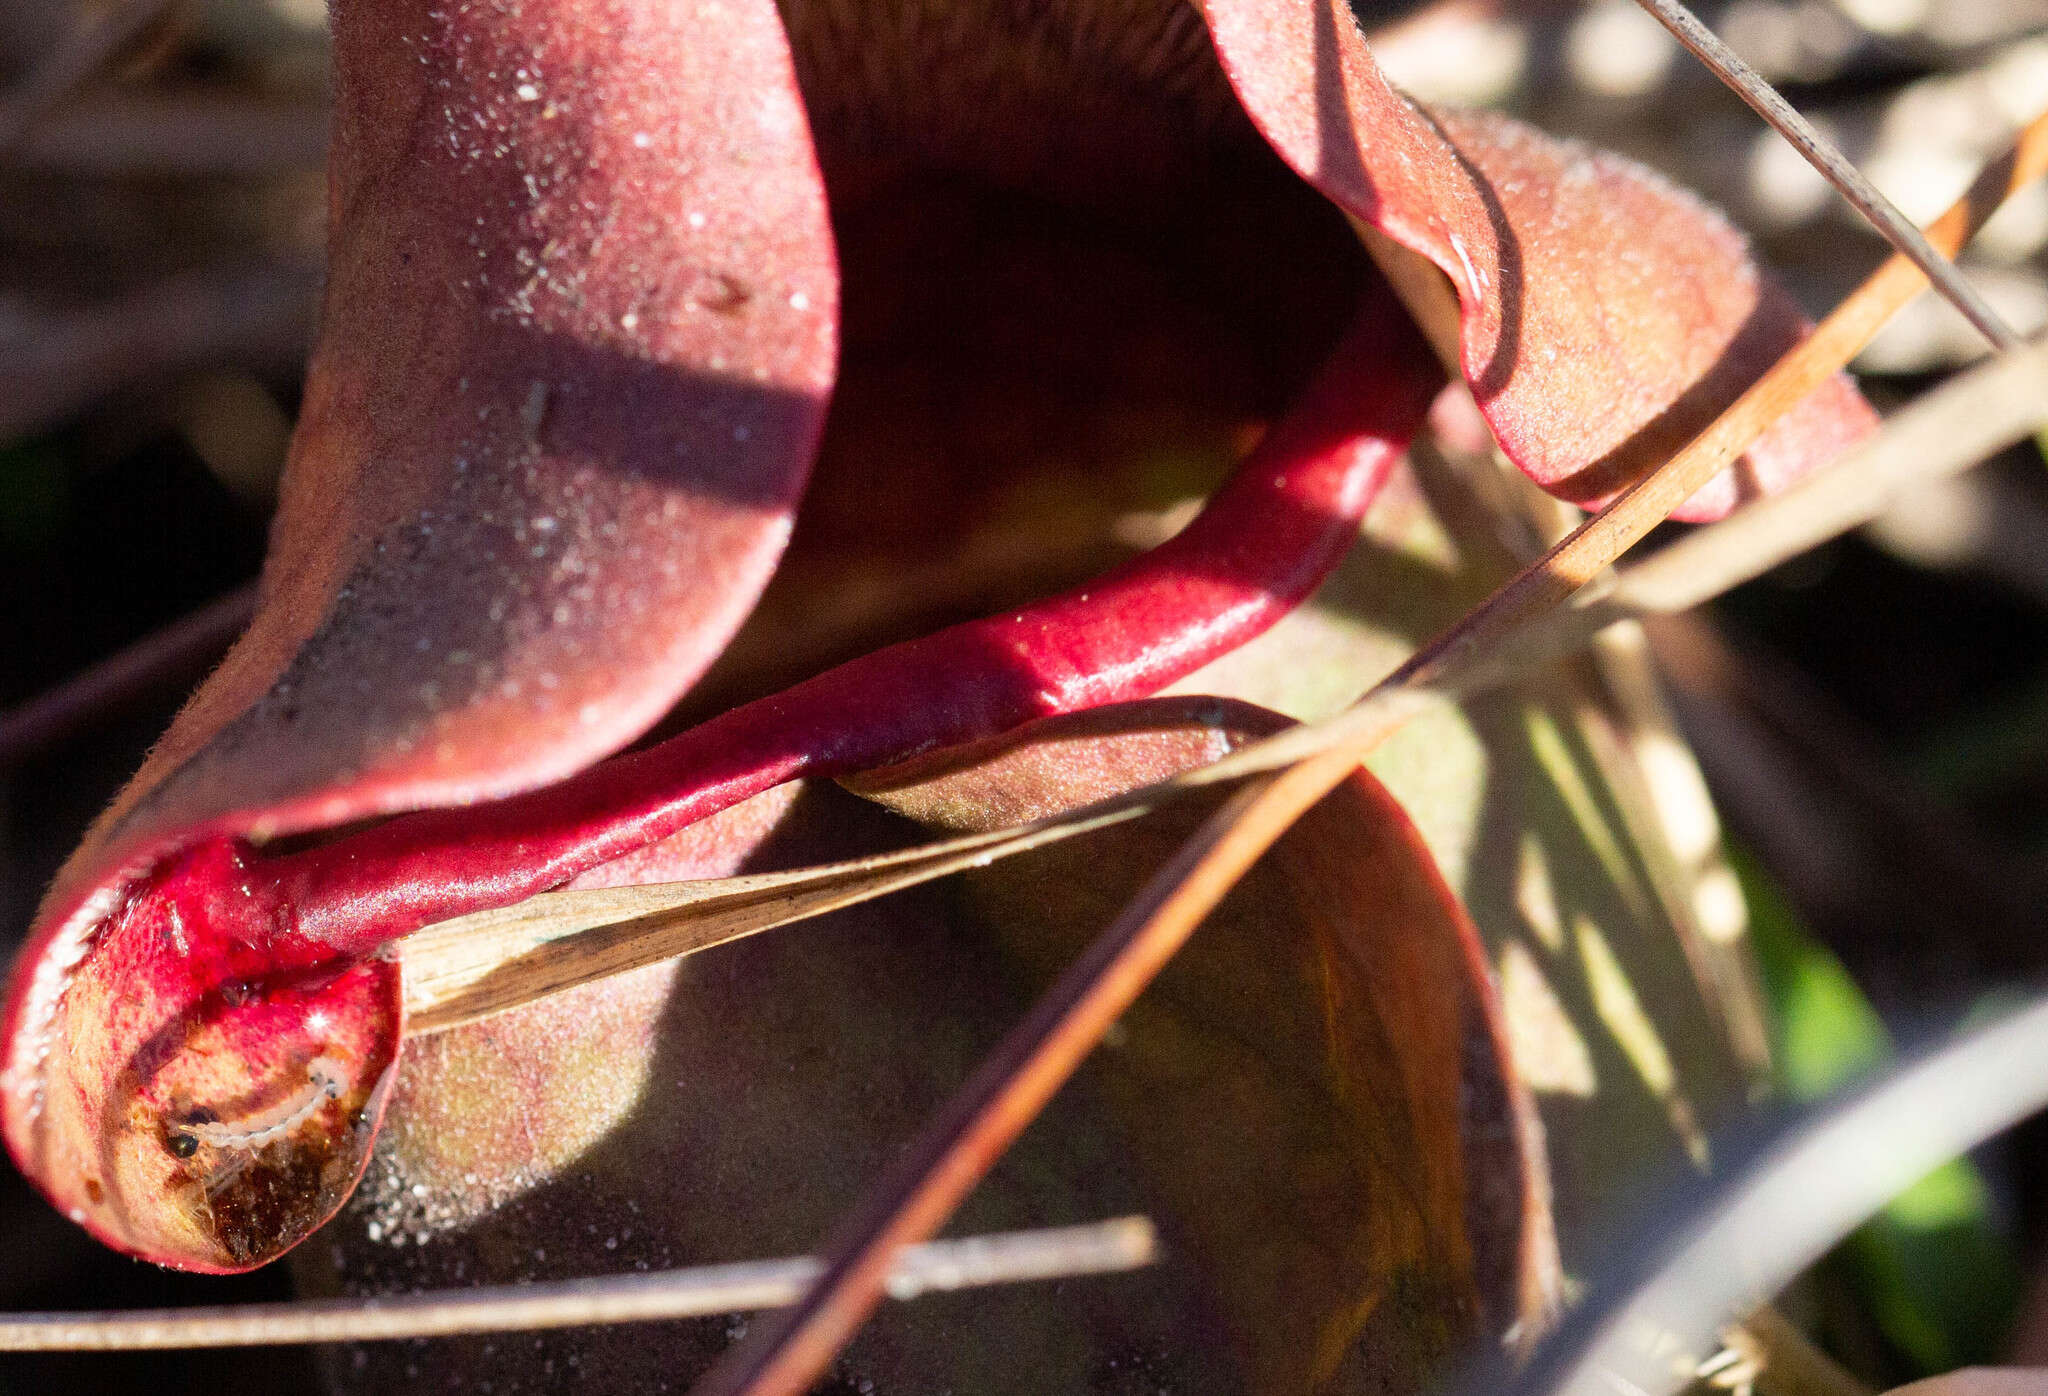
left=3, top=834, right=404, bottom=1273
left=683, top=0, right=1378, bottom=718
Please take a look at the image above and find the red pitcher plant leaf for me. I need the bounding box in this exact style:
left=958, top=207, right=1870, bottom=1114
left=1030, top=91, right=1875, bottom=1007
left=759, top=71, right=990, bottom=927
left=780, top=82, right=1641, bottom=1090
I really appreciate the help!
left=1204, top=0, right=1876, bottom=519
left=3, top=0, right=839, bottom=1274
left=5, top=0, right=1871, bottom=1275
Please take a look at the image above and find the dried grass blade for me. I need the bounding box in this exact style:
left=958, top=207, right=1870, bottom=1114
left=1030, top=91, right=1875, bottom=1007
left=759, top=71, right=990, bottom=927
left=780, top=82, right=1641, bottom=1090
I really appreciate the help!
left=1604, top=337, right=2048, bottom=618
left=1630, top=0, right=2018, bottom=351
left=402, top=803, right=1146, bottom=1034
left=1484, top=336, right=2048, bottom=683
left=0, top=1216, right=1153, bottom=1351
left=0, top=583, right=255, bottom=770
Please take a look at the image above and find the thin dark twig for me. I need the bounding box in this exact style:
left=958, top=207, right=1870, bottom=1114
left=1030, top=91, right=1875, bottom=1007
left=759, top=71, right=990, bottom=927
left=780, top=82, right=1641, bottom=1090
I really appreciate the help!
left=0, top=0, right=174, bottom=156
left=0, top=584, right=255, bottom=770
left=1, top=260, right=321, bottom=442
left=1630, top=0, right=2020, bottom=353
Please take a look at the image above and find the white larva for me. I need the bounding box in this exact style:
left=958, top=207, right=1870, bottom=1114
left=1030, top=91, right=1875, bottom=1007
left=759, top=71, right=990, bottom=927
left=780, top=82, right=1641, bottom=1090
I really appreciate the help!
left=180, top=1056, right=348, bottom=1154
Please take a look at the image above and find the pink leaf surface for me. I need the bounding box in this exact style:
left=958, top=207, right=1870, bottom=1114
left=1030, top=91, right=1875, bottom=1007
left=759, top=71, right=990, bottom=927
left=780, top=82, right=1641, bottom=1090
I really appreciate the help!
left=1203, top=0, right=1876, bottom=519
left=2, top=0, right=836, bottom=1271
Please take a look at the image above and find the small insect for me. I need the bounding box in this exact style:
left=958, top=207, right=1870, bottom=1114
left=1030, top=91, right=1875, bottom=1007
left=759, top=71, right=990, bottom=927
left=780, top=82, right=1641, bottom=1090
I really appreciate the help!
left=167, top=1055, right=348, bottom=1157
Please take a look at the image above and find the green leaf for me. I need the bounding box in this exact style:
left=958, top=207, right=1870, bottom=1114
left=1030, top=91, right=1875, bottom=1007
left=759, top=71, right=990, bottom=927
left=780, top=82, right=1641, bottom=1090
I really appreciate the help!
left=0, top=441, right=69, bottom=550
left=1735, top=847, right=2019, bottom=1375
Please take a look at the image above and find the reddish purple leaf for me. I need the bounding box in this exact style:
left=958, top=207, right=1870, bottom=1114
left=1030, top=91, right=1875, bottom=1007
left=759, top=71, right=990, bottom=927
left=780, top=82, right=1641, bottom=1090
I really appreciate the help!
left=252, top=292, right=1435, bottom=952
left=1202, top=0, right=1876, bottom=519
left=2, top=0, right=836, bottom=1271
